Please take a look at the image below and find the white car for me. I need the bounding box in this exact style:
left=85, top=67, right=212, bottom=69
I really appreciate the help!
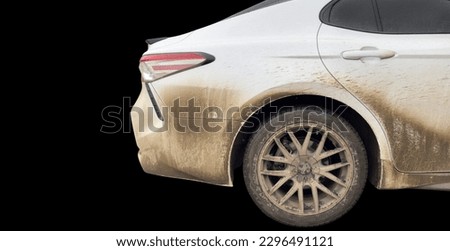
left=132, top=0, right=450, bottom=227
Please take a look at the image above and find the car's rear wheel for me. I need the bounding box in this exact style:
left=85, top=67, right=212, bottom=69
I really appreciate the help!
left=243, top=107, right=368, bottom=227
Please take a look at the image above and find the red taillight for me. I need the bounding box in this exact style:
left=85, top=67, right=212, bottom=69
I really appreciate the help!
left=139, top=52, right=213, bottom=82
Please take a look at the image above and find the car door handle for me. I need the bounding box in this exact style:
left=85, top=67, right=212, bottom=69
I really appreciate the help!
left=342, top=47, right=396, bottom=61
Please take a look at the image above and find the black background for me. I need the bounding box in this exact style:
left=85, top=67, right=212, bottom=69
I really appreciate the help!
left=5, top=1, right=448, bottom=231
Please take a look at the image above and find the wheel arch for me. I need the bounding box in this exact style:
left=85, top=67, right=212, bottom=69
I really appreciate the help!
left=229, top=93, right=391, bottom=188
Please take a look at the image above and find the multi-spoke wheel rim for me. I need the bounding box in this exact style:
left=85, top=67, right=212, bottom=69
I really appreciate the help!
left=258, top=123, right=354, bottom=215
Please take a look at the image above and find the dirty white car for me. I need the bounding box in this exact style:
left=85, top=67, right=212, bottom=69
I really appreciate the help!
left=132, top=0, right=450, bottom=227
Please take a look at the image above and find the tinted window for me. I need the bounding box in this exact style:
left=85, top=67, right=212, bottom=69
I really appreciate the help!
left=321, top=0, right=450, bottom=34
left=320, top=0, right=378, bottom=32
left=377, top=0, right=450, bottom=34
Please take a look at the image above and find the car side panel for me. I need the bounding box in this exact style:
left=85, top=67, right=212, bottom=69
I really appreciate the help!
left=318, top=24, right=450, bottom=174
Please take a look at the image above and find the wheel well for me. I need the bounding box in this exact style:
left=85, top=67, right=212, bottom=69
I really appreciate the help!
left=230, top=95, right=381, bottom=186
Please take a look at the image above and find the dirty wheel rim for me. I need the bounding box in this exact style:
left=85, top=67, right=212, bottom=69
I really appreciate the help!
left=258, top=123, right=354, bottom=215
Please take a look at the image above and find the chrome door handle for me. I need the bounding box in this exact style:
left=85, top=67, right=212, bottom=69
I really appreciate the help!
left=342, top=47, right=396, bottom=60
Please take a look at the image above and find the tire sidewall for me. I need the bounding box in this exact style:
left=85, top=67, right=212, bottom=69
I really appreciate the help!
left=243, top=107, right=368, bottom=227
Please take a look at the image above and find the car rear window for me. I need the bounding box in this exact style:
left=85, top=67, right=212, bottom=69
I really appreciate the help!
left=320, top=0, right=379, bottom=33
left=229, top=0, right=293, bottom=18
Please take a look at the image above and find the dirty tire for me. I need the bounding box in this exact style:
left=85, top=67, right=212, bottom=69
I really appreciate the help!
left=243, top=107, right=368, bottom=227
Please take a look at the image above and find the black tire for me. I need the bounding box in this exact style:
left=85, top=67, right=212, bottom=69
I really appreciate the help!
left=243, top=107, right=368, bottom=227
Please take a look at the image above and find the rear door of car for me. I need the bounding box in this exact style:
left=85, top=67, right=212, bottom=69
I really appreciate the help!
left=317, top=0, right=450, bottom=173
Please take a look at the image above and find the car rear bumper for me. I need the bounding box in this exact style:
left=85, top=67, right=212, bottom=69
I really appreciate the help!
left=131, top=82, right=240, bottom=186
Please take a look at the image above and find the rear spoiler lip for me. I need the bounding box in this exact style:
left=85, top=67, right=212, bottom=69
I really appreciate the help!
left=146, top=37, right=168, bottom=45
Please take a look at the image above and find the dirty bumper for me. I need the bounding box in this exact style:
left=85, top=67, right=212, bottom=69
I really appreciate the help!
left=131, top=83, right=242, bottom=186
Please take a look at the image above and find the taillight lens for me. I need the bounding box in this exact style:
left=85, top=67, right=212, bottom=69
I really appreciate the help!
left=139, top=52, right=214, bottom=82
